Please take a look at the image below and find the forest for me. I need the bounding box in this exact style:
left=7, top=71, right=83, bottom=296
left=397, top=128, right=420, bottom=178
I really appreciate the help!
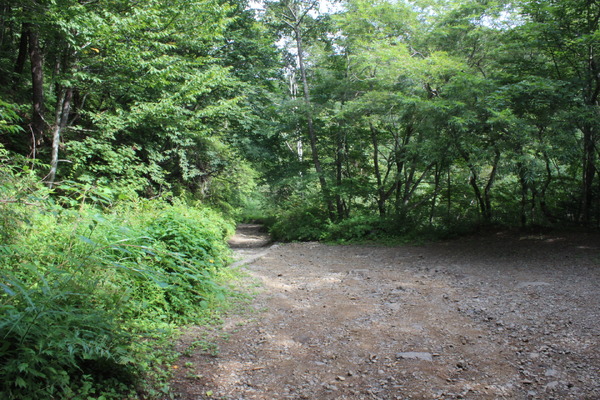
left=0, top=0, right=599, bottom=398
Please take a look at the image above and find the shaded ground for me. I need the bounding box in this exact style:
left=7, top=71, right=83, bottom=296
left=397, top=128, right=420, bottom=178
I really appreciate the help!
left=227, top=224, right=272, bottom=249
left=172, top=226, right=600, bottom=399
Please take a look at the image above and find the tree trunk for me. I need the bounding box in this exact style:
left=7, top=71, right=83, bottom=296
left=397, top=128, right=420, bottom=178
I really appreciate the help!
left=28, top=28, right=45, bottom=147
left=468, top=171, right=486, bottom=219
left=15, top=24, right=29, bottom=75
left=482, top=149, right=501, bottom=221
left=293, top=25, right=335, bottom=220
left=46, top=87, right=72, bottom=188
left=539, top=153, right=556, bottom=223
left=447, top=165, right=452, bottom=220
left=393, top=124, right=411, bottom=213
left=581, top=125, right=596, bottom=226
left=286, top=67, right=304, bottom=164
left=369, top=121, right=386, bottom=216
left=403, top=162, right=434, bottom=206
left=517, top=162, right=528, bottom=227
left=429, top=164, right=441, bottom=225
left=335, top=125, right=346, bottom=220
left=581, top=32, right=599, bottom=225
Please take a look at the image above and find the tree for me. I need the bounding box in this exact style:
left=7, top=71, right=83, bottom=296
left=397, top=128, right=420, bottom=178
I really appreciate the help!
left=516, top=0, right=600, bottom=226
left=1, top=0, right=262, bottom=198
left=266, top=0, right=336, bottom=219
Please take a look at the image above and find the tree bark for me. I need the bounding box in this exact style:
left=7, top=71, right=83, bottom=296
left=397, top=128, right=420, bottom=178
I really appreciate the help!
left=335, top=124, right=347, bottom=220
left=446, top=166, right=452, bottom=219
left=581, top=125, right=596, bottom=226
left=539, top=153, right=556, bottom=223
left=429, top=164, right=441, bottom=225
left=46, top=87, right=72, bottom=188
left=14, top=23, right=30, bottom=76
left=28, top=28, right=45, bottom=146
left=517, top=162, right=528, bottom=227
left=291, top=22, right=335, bottom=220
left=483, top=149, right=501, bottom=221
left=393, top=124, right=412, bottom=213
left=369, top=121, right=386, bottom=216
left=580, top=17, right=599, bottom=225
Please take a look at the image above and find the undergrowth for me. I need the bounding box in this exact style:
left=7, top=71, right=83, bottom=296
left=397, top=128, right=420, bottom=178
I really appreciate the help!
left=266, top=204, right=455, bottom=244
left=0, top=147, right=236, bottom=399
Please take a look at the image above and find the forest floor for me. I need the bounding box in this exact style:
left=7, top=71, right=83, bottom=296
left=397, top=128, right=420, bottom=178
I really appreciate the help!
left=171, top=224, right=600, bottom=400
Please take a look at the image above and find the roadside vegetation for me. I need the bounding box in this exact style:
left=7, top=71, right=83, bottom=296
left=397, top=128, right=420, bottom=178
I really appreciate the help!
left=0, top=151, right=238, bottom=399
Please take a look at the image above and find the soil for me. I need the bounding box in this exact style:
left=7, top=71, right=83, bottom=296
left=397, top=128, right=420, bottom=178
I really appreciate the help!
left=171, top=224, right=600, bottom=400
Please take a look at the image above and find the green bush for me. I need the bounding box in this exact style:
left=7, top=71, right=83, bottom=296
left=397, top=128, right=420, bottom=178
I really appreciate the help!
left=132, top=203, right=234, bottom=321
left=147, top=204, right=232, bottom=269
left=0, top=211, right=140, bottom=398
left=269, top=205, right=329, bottom=241
left=324, top=214, right=382, bottom=241
left=0, top=156, right=236, bottom=398
left=267, top=204, right=450, bottom=244
left=0, top=268, right=136, bottom=399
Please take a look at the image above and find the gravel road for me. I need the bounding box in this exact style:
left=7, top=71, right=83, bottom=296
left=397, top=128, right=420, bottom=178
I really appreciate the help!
left=172, top=226, right=600, bottom=400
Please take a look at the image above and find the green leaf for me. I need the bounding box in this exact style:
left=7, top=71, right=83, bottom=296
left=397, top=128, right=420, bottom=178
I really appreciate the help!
left=77, top=235, right=96, bottom=246
left=0, top=282, right=16, bottom=296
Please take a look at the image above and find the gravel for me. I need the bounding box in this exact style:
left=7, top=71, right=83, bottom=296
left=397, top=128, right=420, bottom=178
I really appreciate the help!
left=172, top=227, right=600, bottom=400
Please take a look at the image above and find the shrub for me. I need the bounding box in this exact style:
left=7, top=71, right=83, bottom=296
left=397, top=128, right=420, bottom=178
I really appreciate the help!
left=324, top=214, right=382, bottom=241
left=269, top=205, right=329, bottom=241
left=0, top=157, right=236, bottom=398
left=0, top=209, right=140, bottom=399
left=0, top=267, right=136, bottom=399
left=146, top=203, right=233, bottom=269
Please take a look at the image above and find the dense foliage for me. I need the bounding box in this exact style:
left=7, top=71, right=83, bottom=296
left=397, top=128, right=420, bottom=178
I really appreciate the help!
left=1, top=0, right=267, bottom=396
left=1, top=0, right=277, bottom=200
left=259, top=0, right=600, bottom=240
left=1, top=0, right=600, bottom=397
left=0, top=148, right=237, bottom=398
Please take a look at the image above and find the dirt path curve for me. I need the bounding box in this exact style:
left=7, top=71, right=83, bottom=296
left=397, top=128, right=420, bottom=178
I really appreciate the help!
left=172, top=227, right=600, bottom=400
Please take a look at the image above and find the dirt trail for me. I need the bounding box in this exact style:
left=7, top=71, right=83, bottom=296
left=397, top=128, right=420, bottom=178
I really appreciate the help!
left=172, top=226, right=600, bottom=399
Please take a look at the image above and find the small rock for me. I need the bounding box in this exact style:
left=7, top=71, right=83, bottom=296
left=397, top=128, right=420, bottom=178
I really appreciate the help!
left=323, top=383, right=338, bottom=391
left=395, top=352, right=433, bottom=362
left=456, top=361, right=468, bottom=370
left=516, top=281, right=551, bottom=289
